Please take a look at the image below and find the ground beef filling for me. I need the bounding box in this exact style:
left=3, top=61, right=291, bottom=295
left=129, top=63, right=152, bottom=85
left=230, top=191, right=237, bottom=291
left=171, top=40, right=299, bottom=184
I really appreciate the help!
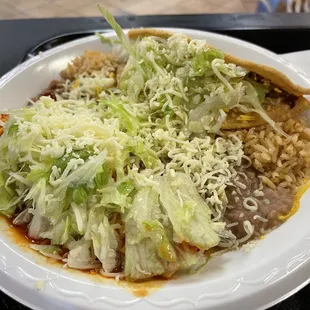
left=225, top=169, right=293, bottom=240
left=247, top=72, right=298, bottom=107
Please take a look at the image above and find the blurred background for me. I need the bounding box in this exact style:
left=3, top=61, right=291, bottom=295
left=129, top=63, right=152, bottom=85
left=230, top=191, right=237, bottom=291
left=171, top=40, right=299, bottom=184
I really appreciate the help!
left=0, top=0, right=308, bottom=19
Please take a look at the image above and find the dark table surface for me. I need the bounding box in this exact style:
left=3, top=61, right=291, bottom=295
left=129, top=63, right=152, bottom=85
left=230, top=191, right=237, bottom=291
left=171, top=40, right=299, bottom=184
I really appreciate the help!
left=1, top=13, right=310, bottom=310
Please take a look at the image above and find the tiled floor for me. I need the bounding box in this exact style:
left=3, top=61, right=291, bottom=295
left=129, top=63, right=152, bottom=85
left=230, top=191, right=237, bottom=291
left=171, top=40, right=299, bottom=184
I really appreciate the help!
left=0, top=0, right=259, bottom=19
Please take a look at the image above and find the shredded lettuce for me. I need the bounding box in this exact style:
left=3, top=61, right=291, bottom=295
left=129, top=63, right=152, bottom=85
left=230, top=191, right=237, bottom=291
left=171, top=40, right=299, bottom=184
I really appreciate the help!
left=40, top=215, right=71, bottom=245
left=71, top=203, right=88, bottom=234
left=94, top=166, right=109, bottom=189
left=84, top=206, right=120, bottom=272
left=30, top=244, right=63, bottom=260
left=159, top=173, right=220, bottom=250
left=126, top=187, right=176, bottom=261
left=100, top=96, right=140, bottom=134
left=125, top=139, right=159, bottom=169
left=27, top=208, right=50, bottom=240
left=99, top=186, right=129, bottom=212
left=117, top=180, right=135, bottom=195
left=92, top=216, right=119, bottom=272
left=12, top=208, right=32, bottom=225
left=247, top=78, right=269, bottom=102
left=95, top=32, right=121, bottom=45
left=97, top=5, right=136, bottom=58
left=0, top=186, right=16, bottom=216
left=0, top=98, right=143, bottom=245
left=125, top=187, right=177, bottom=280
left=67, top=239, right=101, bottom=270
left=125, top=238, right=177, bottom=281
left=125, top=186, right=212, bottom=280
left=175, top=245, right=208, bottom=274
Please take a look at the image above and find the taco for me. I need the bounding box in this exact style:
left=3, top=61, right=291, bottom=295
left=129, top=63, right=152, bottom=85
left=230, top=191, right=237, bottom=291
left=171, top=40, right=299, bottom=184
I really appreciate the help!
left=128, top=28, right=310, bottom=130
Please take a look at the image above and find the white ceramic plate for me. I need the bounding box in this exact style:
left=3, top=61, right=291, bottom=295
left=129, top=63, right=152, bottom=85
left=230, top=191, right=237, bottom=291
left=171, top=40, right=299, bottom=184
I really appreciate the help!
left=1, top=28, right=310, bottom=310
left=282, top=50, right=310, bottom=76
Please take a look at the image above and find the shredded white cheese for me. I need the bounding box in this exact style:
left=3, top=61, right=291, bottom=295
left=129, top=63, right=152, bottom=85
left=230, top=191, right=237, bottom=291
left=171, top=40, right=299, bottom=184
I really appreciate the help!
left=253, top=215, right=268, bottom=222
left=238, top=220, right=255, bottom=243
left=243, top=197, right=258, bottom=211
